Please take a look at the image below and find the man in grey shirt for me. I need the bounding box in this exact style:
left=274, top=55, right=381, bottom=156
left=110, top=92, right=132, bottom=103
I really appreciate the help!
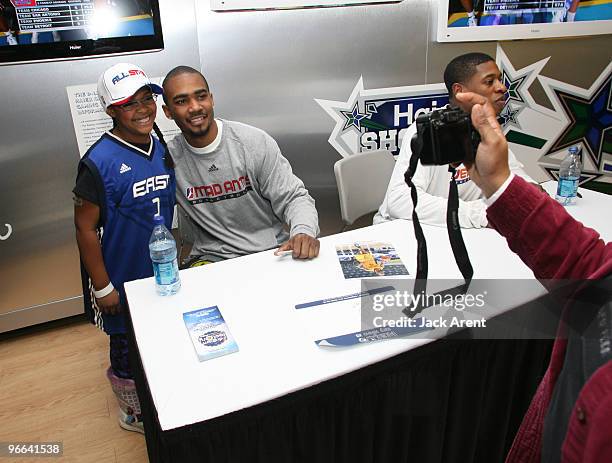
left=162, top=66, right=320, bottom=262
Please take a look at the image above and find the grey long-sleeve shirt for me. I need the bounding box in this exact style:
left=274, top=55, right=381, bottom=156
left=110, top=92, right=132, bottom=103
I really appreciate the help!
left=169, top=119, right=319, bottom=261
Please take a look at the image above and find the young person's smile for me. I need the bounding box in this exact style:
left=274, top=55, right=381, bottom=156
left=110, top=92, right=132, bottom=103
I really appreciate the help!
left=107, top=87, right=157, bottom=144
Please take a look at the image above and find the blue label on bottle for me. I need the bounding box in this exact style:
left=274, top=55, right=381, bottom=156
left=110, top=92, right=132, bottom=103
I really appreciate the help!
left=557, top=178, right=577, bottom=198
left=154, top=260, right=179, bottom=285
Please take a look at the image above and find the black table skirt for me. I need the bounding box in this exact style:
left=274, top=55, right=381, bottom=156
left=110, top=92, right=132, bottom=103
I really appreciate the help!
left=127, top=313, right=552, bottom=463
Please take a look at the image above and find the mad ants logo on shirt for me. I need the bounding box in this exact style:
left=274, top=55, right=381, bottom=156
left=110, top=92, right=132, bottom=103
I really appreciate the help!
left=186, top=175, right=252, bottom=204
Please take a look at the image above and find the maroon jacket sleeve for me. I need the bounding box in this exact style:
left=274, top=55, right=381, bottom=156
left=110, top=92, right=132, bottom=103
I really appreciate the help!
left=486, top=176, right=612, bottom=280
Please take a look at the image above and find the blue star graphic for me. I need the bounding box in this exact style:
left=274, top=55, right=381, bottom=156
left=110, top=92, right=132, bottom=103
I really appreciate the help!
left=548, top=75, right=612, bottom=169
left=499, top=104, right=520, bottom=127
left=340, top=102, right=369, bottom=131
left=502, top=71, right=527, bottom=105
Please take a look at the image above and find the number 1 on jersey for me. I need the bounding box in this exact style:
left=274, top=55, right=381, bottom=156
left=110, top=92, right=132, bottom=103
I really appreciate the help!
left=152, top=197, right=160, bottom=217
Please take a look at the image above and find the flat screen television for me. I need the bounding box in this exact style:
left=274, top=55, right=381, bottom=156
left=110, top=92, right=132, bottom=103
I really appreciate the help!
left=0, top=0, right=163, bottom=65
left=437, top=0, right=612, bottom=42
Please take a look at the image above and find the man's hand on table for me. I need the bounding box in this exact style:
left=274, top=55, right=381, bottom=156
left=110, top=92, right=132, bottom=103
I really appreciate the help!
left=275, top=233, right=320, bottom=259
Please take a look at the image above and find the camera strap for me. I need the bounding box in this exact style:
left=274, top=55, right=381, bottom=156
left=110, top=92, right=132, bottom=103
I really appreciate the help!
left=403, top=147, right=428, bottom=281
left=402, top=147, right=473, bottom=317
left=446, top=166, right=474, bottom=284
left=403, top=142, right=428, bottom=315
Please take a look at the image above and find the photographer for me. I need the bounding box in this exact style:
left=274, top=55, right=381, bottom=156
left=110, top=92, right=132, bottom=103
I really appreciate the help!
left=374, top=52, right=534, bottom=228
left=458, top=91, right=612, bottom=463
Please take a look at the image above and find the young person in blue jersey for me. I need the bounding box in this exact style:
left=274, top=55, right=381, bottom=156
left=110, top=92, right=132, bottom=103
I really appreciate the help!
left=73, top=63, right=175, bottom=434
left=374, top=52, right=537, bottom=228
left=161, top=66, right=320, bottom=264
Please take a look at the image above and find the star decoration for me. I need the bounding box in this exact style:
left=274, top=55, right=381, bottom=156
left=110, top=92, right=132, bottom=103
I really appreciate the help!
left=547, top=75, right=612, bottom=169
left=495, top=45, right=551, bottom=123
left=340, top=102, right=370, bottom=131
left=499, top=103, right=521, bottom=128
left=502, top=70, right=527, bottom=104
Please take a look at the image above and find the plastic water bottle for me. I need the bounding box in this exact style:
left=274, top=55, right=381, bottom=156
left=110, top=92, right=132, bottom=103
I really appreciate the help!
left=555, top=146, right=581, bottom=206
left=149, top=215, right=181, bottom=296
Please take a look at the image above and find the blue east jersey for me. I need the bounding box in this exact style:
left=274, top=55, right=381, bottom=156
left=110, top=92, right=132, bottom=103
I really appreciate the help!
left=80, top=132, right=176, bottom=335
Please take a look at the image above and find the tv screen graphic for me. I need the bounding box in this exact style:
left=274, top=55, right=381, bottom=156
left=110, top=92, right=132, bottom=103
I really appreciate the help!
left=438, top=0, right=612, bottom=41
left=0, top=1, right=163, bottom=65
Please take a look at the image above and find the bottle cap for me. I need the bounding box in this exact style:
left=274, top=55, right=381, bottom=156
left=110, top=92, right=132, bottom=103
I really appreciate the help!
left=153, top=215, right=165, bottom=226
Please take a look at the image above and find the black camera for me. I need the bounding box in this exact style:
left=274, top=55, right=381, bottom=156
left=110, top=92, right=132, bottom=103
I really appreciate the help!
left=411, top=107, right=480, bottom=166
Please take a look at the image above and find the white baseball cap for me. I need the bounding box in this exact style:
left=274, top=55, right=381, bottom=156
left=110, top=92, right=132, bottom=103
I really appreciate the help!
left=97, top=63, right=163, bottom=108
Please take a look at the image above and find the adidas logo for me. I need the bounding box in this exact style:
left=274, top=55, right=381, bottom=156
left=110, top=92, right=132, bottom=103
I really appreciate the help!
left=119, top=163, right=131, bottom=174
left=208, top=164, right=219, bottom=173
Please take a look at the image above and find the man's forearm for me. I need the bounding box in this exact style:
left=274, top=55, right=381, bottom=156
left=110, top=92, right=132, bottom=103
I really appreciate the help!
left=286, top=194, right=320, bottom=238
left=487, top=176, right=609, bottom=279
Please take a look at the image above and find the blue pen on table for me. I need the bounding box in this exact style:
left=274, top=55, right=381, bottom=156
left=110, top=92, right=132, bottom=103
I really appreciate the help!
left=295, top=286, right=396, bottom=310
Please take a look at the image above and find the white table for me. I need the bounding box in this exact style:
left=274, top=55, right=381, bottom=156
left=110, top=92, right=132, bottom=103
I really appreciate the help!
left=541, top=181, right=612, bottom=241
left=125, top=182, right=611, bottom=462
